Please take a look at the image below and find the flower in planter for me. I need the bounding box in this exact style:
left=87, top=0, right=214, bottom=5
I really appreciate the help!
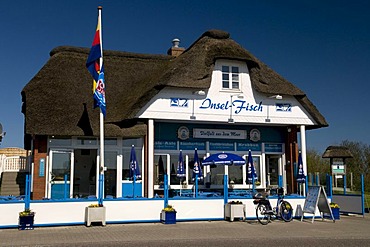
left=19, top=209, right=35, bottom=217
left=228, top=201, right=243, bottom=204
left=330, top=202, right=340, bottom=208
left=163, top=205, right=176, bottom=212
left=88, top=204, right=103, bottom=208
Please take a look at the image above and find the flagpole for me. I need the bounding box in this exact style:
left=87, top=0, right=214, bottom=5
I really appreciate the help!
left=98, top=6, right=105, bottom=205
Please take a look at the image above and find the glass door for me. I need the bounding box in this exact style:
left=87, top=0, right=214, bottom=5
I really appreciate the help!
left=265, top=155, right=281, bottom=189
left=104, top=151, right=117, bottom=198
left=49, top=150, right=74, bottom=199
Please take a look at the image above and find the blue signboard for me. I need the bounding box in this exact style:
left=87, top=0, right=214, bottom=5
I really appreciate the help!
left=209, top=142, right=234, bottom=151
left=265, top=143, right=283, bottom=153
left=236, top=142, right=261, bottom=152
left=179, top=141, right=206, bottom=150
left=39, top=158, right=45, bottom=177
left=154, top=141, right=177, bottom=150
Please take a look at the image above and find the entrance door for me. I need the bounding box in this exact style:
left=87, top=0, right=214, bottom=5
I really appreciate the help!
left=73, top=149, right=97, bottom=198
left=265, top=155, right=280, bottom=189
left=104, top=151, right=118, bottom=198
left=49, top=150, right=74, bottom=199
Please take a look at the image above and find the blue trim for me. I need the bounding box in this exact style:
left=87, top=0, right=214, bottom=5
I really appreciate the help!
left=332, top=193, right=363, bottom=197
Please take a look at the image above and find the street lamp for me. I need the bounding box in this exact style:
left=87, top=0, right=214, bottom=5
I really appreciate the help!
left=190, top=90, right=206, bottom=120
left=265, top=95, right=283, bottom=122
left=228, top=94, right=244, bottom=123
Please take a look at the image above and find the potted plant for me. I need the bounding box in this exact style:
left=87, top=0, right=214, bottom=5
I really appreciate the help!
left=330, top=202, right=340, bottom=220
left=18, top=209, right=35, bottom=230
left=85, top=204, right=106, bottom=226
left=160, top=204, right=176, bottom=224
left=225, top=201, right=245, bottom=222
left=181, top=181, right=188, bottom=188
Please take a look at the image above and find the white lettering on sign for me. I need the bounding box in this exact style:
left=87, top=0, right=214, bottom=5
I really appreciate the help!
left=193, top=128, right=247, bottom=139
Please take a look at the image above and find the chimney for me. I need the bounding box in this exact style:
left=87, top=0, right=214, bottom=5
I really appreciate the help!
left=167, top=38, right=185, bottom=57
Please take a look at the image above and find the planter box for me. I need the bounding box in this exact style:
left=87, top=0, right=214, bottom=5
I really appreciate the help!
left=160, top=210, right=176, bottom=224
left=18, top=215, right=34, bottom=230
left=332, top=208, right=340, bottom=220
left=85, top=207, right=106, bottom=226
left=224, top=204, right=245, bottom=222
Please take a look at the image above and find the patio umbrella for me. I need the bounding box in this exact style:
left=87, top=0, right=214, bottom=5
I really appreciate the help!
left=176, top=150, right=186, bottom=195
left=130, top=145, right=141, bottom=197
left=192, top=148, right=203, bottom=181
left=297, top=152, right=306, bottom=183
left=176, top=150, right=186, bottom=178
left=192, top=148, right=203, bottom=198
left=202, top=152, right=246, bottom=166
left=246, top=150, right=257, bottom=191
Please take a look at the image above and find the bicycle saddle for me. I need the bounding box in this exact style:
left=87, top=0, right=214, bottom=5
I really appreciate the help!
left=253, top=193, right=265, bottom=199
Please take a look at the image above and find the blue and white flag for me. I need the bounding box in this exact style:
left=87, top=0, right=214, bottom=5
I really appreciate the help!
left=296, top=152, right=306, bottom=183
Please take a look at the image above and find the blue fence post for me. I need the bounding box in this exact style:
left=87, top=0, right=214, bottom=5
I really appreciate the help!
left=25, top=174, right=30, bottom=211
left=326, top=174, right=332, bottom=198
left=305, top=180, right=308, bottom=197
left=164, top=174, right=168, bottom=208
left=98, top=173, right=104, bottom=205
left=223, top=175, right=228, bottom=205
left=64, top=174, right=68, bottom=200
left=195, top=174, right=198, bottom=198
left=132, top=175, right=136, bottom=198
left=361, top=174, right=365, bottom=216
left=278, top=175, right=283, bottom=188
left=343, top=174, right=347, bottom=195
left=316, top=173, right=320, bottom=186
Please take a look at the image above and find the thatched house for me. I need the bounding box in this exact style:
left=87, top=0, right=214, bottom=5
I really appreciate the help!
left=22, top=30, right=327, bottom=199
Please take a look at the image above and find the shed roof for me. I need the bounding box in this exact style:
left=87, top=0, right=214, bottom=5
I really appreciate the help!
left=322, top=146, right=353, bottom=159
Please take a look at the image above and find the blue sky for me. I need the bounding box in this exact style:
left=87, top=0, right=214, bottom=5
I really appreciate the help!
left=1, top=0, right=369, bottom=153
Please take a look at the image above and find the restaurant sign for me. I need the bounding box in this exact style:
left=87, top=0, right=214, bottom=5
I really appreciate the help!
left=193, top=128, right=247, bottom=139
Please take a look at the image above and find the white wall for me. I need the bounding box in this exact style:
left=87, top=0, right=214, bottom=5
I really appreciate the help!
left=0, top=197, right=322, bottom=228
left=137, top=59, right=316, bottom=126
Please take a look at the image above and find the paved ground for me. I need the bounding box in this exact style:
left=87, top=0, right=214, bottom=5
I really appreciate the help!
left=0, top=215, right=369, bottom=246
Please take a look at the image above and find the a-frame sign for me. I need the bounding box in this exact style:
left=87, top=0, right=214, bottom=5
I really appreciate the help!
left=301, top=186, right=335, bottom=223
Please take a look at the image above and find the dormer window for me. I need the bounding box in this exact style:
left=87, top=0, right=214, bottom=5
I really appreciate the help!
left=222, top=65, right=239, bottom=90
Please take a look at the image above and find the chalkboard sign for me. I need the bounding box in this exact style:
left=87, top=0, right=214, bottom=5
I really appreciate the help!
left=301, top=186, right=334, bottom=223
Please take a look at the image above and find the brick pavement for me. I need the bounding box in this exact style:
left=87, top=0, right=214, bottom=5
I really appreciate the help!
left=0, top=215, right=369, bottom=246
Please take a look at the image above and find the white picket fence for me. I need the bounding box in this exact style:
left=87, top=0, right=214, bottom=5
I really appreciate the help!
left=0, top=154, right=28, bottom=177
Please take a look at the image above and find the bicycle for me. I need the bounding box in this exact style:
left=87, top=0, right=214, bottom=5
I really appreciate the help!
left=253, top=187, right=293, bottom=225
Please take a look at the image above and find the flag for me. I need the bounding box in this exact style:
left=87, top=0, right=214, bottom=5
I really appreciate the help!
left=296, top=152, right=306, bottom=183
left=247, top=150, right=257, bottom=183
left=86, top=7, right=106, bottom=116
left=192, top=148, right=203, bottom=181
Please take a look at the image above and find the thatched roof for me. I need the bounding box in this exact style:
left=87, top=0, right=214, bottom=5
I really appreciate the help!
left=322, top=146, right=353, bottom=159
left=22, top=29, right=328, bottom=142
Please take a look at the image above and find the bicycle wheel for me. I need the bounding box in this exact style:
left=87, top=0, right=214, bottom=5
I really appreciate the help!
left=256, top=204, right=270, bottom=225
left=280, top=201, right=293, bottom=222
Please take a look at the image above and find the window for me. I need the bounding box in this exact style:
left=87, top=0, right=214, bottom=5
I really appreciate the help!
left=222, top=65, right=239, bottom=90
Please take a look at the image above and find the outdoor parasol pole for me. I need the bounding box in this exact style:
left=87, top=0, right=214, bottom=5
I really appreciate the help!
left=97, top=6, right=105, bottom=206
left=195, top=174, right=198, bottom=198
